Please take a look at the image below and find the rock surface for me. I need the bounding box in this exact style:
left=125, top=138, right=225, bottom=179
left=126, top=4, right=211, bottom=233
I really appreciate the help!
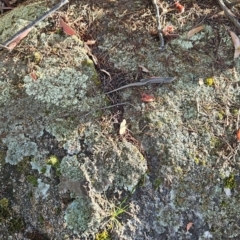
left=0, top=0, right=240, bottom=239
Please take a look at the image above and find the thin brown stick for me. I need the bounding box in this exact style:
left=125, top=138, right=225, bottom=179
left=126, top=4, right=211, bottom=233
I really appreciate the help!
left=218, top=0, right=240, bottom=32
left=151, top=0, right=165, bottom=50
left=224, top=0, right=240, bottom=8
left=1, top=0, right=69, bottom=49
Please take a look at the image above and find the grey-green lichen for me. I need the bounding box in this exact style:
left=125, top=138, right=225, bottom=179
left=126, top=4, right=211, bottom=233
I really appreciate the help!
left=60, top=155, right=85, bottom=181
left=60, top=122, right=147, bottom=193
left=64, top=196, right=102, bottom=233
left=3, top=134, right=38, bottom=165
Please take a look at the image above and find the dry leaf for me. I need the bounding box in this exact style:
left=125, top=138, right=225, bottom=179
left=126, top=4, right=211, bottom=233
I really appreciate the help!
left=229, top=31, right=240, bottom=59
left=237, top=129, right=240, bottom=142
left=174, top=1, right=185, bottom=13
left=139, top=65, right=149, bottom=73
left=85, top=40, right=96, bottom=45
left=119, top=119, right=127, bottom=135
left=141, top=93, right=155, bottom=103
left=162, top=25, right=175, bottom=36
left=30, top=72, right=38, bottom=81
left=7, top=28, right=32, bottom=50
left=59, top=18, right=76, bottom=36
left=187, top=25, right=204, bottom=39
left=198, top=78, right=204, bottom=86
left=186, top=222, right=193, bottom=231
left=100, top=69, right=112, bottom=80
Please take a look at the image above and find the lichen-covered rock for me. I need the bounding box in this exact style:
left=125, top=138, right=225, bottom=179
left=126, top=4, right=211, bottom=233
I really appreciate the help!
left=3, top=134, right=38, bottom=165
left=1, top=0, right=240, bottom=239
left=0, top=1, right=148, bottom=238
left=60, top=123, right=147, bottom=192
left=64, top=196, right=102, bottom=233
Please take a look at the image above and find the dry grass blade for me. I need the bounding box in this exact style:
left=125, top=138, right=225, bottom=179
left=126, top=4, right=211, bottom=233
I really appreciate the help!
left=139, top=65, right=149, bottom=73
left=229, top=31, right=240, bottom=58
left=7, top=28, right=32, bottom=50
left=187, top=25, right=204, bottom=39
left=119, top=119, right=127, bottom=135
left=85, top=40, right=96, bottom=45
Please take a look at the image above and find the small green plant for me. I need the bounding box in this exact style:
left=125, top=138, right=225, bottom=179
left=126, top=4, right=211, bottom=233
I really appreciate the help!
left=204, top=77, right=214, bottom=86
left=95, top=230, right=111, bottom=240
left=26, top=175, right=38, bottom=187
left=33, top=52, right=42, bottom=63
left=0, top=198, right=24, bottom=233
left=47, top=155, right=59, bottom=167
left=153, top=178, right=162, bottom=190
left=102, top=196, right=130, bottom=231
left=223, top=174, right=236, bottom=190
left=46, top=155, right=61, bottom=175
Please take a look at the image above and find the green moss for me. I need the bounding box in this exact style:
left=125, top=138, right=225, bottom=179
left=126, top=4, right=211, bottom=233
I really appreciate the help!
left=26, top=175, right=38, bottom=187
left=54, top=207, right=61, bottom=215
left=0, top=197, right=10, bottom=223
left=8, top=216, right=24, bottom=233
left=28, top=191, right=33, bottom=198
left=194, top=157, right=206, bottom=166
left=16, top=156, right=31, bottom=173
left=231, top=108, right=239, bottom=116
left=47, top=155, right=61, bottom=176
left=95, top=230, right=111, bottom=240
left=82, top=58, right=94, bottom=68
left=217, top=110, right=225, bottom=120
left=38, top=214, right=44, bottom=225
left=223, top=174, right=236, bottom=190
left=33, top=52, right=42, bottom=63
left=153, top=178, right=162, bottom=190
left=0, top=198, right=24, bottom=233
left=47, top=155, right=59, bottom=167
left=210, top=137, right=221, bottom=149
left=0, top=198, right=9, bottom=209
left=81, top=58, right=101, bottom=86
left=204, top=77, right=214, bottom=86
left=40, top=166, right=47, bottom=174
left=0, top=150, right=6, bottom=165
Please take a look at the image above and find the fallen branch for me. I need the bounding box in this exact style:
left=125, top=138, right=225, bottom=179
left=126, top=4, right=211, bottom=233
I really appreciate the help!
left=1, top=0, right=69, bottom=49
left=224, top=0, right=240, bottom=8
left=218, top=0, right=240, bottom=32
left=151, top=0, right=165, bottom=50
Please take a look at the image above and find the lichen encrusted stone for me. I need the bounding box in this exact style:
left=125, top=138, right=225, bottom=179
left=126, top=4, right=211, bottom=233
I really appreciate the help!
left=60, top=122, right=147, bottom=193
left=0, top=1, right=148, bottom=237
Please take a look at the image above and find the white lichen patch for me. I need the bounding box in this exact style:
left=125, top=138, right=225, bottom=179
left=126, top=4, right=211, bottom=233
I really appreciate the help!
left=24, top=68, right=89, bottom=107
left=3, top=134, right=38, bottom=165
left=35, top=179, right=50, bottom=199
left=64, top=196, right=102, bottom=233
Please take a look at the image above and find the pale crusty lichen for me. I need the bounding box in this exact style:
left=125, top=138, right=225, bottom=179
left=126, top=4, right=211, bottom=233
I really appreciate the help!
left=3, top=134, right=38, bottom=165
left=60, top=122, right=147, bottom=193
left=64, top=195, right=102, bottom=233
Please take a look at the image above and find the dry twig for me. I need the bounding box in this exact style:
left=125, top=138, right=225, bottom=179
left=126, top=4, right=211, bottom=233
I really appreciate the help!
left=224, top=0, right=240, bottom=8
left=218, top=0, right=240, bottom=32
left=151, top=0, right=165, bottom=50
left=1, top=0, right=69, bottom=49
